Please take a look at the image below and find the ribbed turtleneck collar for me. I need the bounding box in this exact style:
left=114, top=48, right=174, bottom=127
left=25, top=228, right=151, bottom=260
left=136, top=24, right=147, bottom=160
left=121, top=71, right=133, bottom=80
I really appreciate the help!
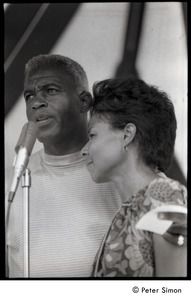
left=39, top=149, right=85, bottom=166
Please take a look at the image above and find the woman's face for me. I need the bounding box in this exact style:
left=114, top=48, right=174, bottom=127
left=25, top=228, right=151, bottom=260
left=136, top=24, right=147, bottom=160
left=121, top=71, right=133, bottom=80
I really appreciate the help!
left=81, top=114, right=125, bottom=183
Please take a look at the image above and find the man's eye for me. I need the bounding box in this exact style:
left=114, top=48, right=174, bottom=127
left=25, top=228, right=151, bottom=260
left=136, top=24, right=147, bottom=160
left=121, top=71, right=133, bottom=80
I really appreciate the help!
left=47, top=88, right=59, bottom=94
left=25, top=94, right=34, bottom=101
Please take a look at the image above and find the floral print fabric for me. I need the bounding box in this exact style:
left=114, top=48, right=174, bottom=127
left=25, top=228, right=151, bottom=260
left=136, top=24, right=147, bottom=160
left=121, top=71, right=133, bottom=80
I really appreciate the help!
left=91, top=177, right=187, bottom=277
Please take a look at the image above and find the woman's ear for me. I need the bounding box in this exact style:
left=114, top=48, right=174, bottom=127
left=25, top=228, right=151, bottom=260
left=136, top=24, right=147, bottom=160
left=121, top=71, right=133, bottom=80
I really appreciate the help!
left=79, top=91, right=93, bottom=113
left=123, top=123, right=136, bottom=149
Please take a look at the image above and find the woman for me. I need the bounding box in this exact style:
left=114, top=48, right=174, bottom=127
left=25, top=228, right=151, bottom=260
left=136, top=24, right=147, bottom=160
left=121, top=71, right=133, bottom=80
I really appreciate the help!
left=81, top=76, right=187, bottom=277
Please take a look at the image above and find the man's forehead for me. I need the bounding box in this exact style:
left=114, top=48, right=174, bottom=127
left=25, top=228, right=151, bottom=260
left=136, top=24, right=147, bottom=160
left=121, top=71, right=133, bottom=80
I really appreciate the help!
left=24, top=69, right=69, bottom=88
left=25, top=75, right=61, bottom=85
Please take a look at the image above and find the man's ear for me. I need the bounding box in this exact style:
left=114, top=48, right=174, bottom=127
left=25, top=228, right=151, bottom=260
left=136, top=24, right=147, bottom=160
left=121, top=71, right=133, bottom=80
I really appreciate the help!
left=123, top=123, right=136, bottom=147
left=79, top=91, right=93, bottom=113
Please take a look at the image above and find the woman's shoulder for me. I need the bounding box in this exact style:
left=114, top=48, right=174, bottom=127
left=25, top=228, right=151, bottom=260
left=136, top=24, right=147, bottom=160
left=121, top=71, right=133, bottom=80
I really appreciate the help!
left=146, top=176, right=187, bottom=206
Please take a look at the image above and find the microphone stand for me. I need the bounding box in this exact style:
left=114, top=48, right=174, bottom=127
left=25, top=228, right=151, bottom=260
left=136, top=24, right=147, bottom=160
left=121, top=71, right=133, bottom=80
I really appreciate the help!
left=22, top=168, right=31, bottom=278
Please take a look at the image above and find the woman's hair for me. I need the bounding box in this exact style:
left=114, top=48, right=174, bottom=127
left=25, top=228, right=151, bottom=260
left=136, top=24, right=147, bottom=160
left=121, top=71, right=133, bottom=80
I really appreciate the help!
left=89, top=76, right=177, bottom=172
left=24, top=54, right=89, bottom=93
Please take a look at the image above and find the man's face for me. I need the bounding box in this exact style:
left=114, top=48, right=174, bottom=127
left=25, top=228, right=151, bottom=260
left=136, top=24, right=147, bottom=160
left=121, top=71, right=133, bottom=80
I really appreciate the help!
left=24, top=67, right=83, bottom=148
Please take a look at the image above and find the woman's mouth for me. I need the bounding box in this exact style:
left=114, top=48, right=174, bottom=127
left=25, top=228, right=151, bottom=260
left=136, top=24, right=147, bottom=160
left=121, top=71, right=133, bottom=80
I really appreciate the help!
left=87, top=160, right=93, bottom=166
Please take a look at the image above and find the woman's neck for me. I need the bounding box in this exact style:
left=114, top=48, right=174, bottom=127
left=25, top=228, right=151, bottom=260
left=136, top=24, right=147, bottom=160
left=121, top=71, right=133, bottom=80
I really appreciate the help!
left=113, top=162, right=159, bottom=203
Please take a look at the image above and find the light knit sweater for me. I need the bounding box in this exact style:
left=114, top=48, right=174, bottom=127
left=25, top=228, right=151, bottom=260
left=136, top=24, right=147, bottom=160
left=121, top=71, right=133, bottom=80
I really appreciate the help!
left=6, top=149, right=121, bottom=278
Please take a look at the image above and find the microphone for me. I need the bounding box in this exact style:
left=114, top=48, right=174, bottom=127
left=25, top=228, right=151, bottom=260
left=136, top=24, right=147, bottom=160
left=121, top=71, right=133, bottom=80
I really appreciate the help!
left=8, top=121, right=38, bottom=202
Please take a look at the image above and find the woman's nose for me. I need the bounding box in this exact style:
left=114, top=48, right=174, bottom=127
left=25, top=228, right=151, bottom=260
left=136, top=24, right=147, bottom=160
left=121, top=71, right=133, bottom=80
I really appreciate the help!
left=81, top=143, right=89, bottom=157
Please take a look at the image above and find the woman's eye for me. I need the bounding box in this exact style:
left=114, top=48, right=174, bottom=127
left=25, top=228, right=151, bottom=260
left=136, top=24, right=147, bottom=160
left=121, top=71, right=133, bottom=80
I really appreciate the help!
left=89, top=133, right=96, bottom=139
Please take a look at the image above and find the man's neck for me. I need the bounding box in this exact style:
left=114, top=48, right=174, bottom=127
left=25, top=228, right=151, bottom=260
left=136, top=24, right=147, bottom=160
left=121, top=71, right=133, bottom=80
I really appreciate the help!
left=43, top=136, right=88, bottom=156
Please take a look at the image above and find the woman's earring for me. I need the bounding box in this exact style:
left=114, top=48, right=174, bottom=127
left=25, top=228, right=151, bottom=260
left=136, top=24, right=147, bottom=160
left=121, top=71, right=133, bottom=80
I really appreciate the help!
left=124, top=145, right=128, bottom=152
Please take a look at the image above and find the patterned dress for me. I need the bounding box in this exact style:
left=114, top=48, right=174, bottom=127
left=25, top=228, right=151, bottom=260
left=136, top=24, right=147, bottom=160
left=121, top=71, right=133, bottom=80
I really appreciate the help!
left=91, top=177, right=187, bottom=277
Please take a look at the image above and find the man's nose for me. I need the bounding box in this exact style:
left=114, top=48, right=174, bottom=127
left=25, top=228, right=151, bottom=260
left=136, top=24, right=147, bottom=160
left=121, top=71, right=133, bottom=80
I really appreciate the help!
left=81, top=143, right=89, bottom=157
left=32, top=93, right=48, bottom=110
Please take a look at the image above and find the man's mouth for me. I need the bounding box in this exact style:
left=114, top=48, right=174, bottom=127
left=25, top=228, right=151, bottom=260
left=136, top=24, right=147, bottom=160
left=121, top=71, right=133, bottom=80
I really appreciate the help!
left=36, top=117, right=49, bottom=122
left=35, top=115, right=52, bottom=125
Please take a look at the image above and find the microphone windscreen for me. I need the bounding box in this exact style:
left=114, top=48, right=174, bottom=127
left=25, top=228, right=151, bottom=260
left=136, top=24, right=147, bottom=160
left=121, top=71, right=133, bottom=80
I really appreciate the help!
left=15, top=121, right=38, bottom=155
left=15, top=122, right=28, bottom=153
left=22, top=121, right=38, bottom=156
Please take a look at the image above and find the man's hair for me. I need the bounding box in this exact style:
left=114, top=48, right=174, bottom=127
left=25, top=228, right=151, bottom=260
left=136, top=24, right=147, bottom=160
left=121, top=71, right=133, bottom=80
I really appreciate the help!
left=89, top=76, right=177, bottom=172
left=24, top=54, right=89, bottom=93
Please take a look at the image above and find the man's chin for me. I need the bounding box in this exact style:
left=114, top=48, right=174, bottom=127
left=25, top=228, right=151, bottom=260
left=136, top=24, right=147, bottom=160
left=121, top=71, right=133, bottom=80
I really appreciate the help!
left=36, top=134, right=54, bottom=145
left=36, top=127, right=58, bottom=144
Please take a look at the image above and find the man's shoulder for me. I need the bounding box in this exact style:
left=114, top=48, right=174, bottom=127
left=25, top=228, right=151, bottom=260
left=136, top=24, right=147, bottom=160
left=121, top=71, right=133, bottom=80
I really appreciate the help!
left=28, top=149, right=43, bottom=169
left=30, top=149, right=43, bottom=160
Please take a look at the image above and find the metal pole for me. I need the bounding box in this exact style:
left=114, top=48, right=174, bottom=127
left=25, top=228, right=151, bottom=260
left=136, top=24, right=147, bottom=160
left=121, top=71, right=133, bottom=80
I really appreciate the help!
left=22, top=168, right=31, bottom=278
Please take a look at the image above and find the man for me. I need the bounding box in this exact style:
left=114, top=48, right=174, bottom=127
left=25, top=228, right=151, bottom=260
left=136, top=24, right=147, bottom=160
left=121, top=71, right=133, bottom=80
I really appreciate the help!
left=6, top=54, right=186, bottom=278
left=6, top=54, right=121, bottom=278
